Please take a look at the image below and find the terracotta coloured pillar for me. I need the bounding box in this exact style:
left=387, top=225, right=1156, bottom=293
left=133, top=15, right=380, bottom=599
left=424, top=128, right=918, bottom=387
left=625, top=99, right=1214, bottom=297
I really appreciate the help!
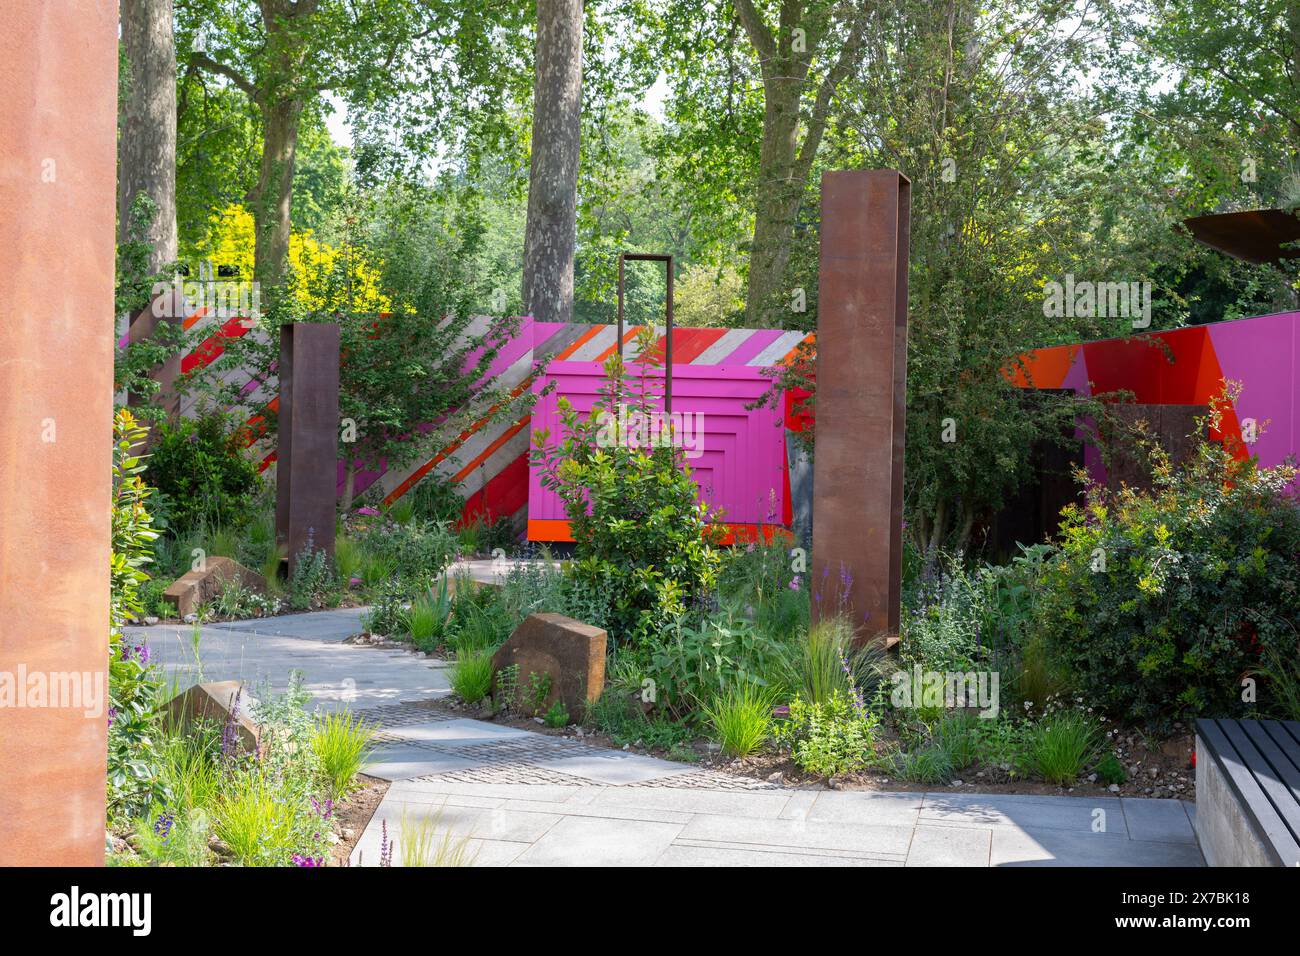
left=275, top=323, right=340, bottom=576
left=0, top=1, right=119, bottom=864
left=812, top=170, right=910, bottom=643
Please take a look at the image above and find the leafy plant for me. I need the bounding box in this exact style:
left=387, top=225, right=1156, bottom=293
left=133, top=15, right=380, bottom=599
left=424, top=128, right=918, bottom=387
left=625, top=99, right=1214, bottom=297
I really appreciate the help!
left=1094, top=751, right=1128, bottom=787
left=311, top=712, right=376, bottom=800
left=1036, top=393, right=1300, bottom=727
left=542, top=700, right=570, bottom=728
left=1026, top=710, right=1100, bottom=785
left=144, top=410, right=262, bottom=535
left=703, top=684, right=777, bottom=757
left=109, top=410, right=166, bottom=817
left=774, top=691, right=879, bottom=777
left=450, top=652, right=494, bottom=704
left=530, top=327, right=724, bottom=644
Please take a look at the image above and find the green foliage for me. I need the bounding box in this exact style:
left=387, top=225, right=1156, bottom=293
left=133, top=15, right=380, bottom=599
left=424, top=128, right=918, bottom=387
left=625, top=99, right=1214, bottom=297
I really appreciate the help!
left=1036, top=400, right=1300, bottom=727
left=774, top=692, right=880, bottom=778
left=213, top=771, right=306, bottom=866
left=897, top=744, right=957, bottom=786
left=145, top=411, right=262, bottom=535
left=409, top=474, right=467, bottom=524
left=773, top=615, right=877, bottom=707
left=311, top=712, right=376, bottom=800
left=360, top=578, right=409, bottom=637
left=1025, top=710, right=1100, bottom=786
left=357, top=517, right=458, bottom=589
left=644, top=612, right=785, bottom=716
left=404, top=579, right=451, bottom=650
left=287, top=544, right=336, bottom=611
left=531, top=327, right=723, bottom=644
left=109, top=411, right=166, bottom=817
left=450, top=652, right=494, bottom=704
left=1095, top=751, right=1128, bottom=787
left=543, top=700, right=570, bottom=728
left=587, top=689, right=695, bottom=752
left=703, top=684, right=777, bottom=758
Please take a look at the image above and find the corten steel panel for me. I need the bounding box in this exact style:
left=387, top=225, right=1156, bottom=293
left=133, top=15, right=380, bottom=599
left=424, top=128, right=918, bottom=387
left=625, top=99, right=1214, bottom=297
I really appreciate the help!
left=276, top=324, right=340, bottom=576
left=0, top=0, right=118, bottom=865
left=812, top=170, right=910, bottom=641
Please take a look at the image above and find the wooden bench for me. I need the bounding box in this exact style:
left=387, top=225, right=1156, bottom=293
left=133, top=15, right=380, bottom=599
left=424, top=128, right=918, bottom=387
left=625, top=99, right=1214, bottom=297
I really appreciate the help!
left=1195, top=718, right=1300, bottom=866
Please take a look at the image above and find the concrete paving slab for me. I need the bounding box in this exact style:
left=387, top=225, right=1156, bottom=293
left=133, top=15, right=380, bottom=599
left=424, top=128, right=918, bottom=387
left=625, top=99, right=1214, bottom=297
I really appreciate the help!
left=382, top=718, right=534, bottom=745
left=656, top=844, right=893, bottom=867
left=678, top=814, right=913, bottom=859
left=921, top=792, right=1127, bottom=837
left=364, top=744, right=481, bottom=781
left=807, top=791, right=923, bottom=827
left=906, top=825, right=992, bottom=866
left=1120, top=798, right=1197, bottom=844
left=209, top=607, right=369, bottom=641
left=513, top=816, right=684, bottom=866
left=534, top=750, right=697, bottom=785
left=991, top=827, right=1205, bottom=866
left=589, top=785, right=793, bottom=819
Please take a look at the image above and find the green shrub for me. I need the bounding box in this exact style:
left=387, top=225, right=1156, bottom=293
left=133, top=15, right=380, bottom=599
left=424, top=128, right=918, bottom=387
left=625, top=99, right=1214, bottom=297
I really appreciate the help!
left=587, top=689, right=695, bottom=751
left=145, top=410, right=262, bottom=534
left=213, top=772, right=303, bottom=866
left=644, top=612, right=785, bottom=715
left=530, top=327, right=724, bottom=644
left=703, top=684, right=776, bottom=757
left=1036, top=400, right=1300, bottom=728
left=409, top=475, right=466, bottom=523
left=109, top=410, right=167, bottom=817
left=406, top=578, right=452, bottom=650
left=774, top=691, right=879, bottom=777
left=450, top=652, right=494, bottom=703
left=288, top=544, right=335, bottom=611
left=311, top=712, right=376, bottom=800
left=1094, top=751, right=1127, bottom=786
left=773, top=615, right=877, bottom=706
left=1026, top=710, right=1099, bottom=785
left=334, top=535, right=363, bottom=584
left=897, top=743, right=956, bottom=785
left=543, top=700, right=570, bottom=728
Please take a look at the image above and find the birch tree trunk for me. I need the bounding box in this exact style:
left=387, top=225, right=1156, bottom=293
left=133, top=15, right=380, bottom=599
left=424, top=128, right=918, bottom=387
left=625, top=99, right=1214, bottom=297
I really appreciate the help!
left=118, top=0, right=178, bottom=273
left=521, top=0, right=583, bottom=324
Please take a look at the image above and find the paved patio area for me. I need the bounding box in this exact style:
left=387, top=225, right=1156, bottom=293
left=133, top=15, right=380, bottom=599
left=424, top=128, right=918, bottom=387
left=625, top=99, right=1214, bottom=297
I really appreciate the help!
left=128, top=609, right=1204, bottom=867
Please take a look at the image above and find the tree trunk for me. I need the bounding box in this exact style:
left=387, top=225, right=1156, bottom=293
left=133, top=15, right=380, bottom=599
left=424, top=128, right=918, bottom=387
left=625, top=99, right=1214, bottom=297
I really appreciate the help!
left=248, top=95, right=303, bottom=285
left=117, top=0, right=178, bottom=273
left=745, top=81, right=804, bottom=327
left=341, top=460, right=357, bottom=512
left=521, top=0, right=583, bottom=324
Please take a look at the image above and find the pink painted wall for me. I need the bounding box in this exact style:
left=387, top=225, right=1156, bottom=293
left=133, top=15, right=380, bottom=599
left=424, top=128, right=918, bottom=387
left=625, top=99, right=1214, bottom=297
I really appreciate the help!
left=528, top=361, right=788, bottom=525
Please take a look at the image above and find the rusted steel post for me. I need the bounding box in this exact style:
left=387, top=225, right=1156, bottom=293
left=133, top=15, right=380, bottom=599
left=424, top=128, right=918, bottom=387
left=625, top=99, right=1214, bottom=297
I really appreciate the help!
left=0, top=0, right=119, bottom=864
left=616, top=252, right=675, bottom=411
left=275, top=323, right=340, bottom=576
left=812, top=170, right=911, bottom=643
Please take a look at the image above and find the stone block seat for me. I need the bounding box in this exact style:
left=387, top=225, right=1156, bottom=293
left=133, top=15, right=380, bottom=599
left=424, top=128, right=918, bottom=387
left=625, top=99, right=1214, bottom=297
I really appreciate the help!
left=1194, top=718, right=1300, bottom=866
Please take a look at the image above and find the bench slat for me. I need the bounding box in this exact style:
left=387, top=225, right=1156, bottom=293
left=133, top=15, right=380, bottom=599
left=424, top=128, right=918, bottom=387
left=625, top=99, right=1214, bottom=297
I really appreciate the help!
left=1197, top=718, right=1300, bottom=866
left=1234, top=720, right=1300, bottom=850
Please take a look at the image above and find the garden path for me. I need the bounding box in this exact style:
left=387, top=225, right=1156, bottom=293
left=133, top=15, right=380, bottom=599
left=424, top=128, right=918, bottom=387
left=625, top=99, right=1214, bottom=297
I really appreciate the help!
left=126, top=610, right=1204, bottom=867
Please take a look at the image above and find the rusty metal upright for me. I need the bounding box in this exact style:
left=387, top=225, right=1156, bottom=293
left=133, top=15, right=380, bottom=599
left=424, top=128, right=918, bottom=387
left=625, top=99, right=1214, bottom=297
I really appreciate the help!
left=275, top=323, right=340, bottom=576
left=812, top=170, right=911, bottom=643
left=616, top=252, right=674, bottom=413
left=0, top=0, right=118, bottom=864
